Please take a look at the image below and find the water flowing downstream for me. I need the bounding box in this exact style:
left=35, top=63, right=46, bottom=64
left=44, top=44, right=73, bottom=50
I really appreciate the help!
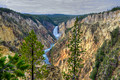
left=43, top=26, right=61, bottom=64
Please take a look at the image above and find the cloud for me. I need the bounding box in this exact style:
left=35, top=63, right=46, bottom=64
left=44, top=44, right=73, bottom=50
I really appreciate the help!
left=0, top=0, right=120, bottom=15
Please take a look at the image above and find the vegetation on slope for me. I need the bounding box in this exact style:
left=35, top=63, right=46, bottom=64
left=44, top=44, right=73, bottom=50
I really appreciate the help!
left=0, top=8, right=16, bottom=14
left=90, top=27, right=120, bottom=80
left=111, top=6, right=120, bottom=11
left=46, top=14, right=88, bottom=25
left=46, top=14, right=77, bottom=25
left=20, top=14, right=55, bottom=25
left=0, top=8, right=55, bottom=25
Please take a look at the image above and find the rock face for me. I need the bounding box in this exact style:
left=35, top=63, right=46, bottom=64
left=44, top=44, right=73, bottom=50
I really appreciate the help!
left=48, top=10, right=120, bottom=80
left=58, top=18, right=76, bottom=38
left=0, top=10, right=55, bottom=50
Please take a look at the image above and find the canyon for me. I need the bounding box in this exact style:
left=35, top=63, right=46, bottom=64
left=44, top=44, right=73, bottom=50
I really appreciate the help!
left=0, top=7, right=120, bottom=80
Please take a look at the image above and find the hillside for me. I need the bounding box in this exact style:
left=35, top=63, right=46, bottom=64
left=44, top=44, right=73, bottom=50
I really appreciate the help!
left=48, top=9, right=120, bottom=80
left=0, top=8, right=56, bottom=51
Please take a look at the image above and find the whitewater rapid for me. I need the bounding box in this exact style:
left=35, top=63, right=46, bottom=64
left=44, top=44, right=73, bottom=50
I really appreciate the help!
left=43, top=26, right=61, bottom=64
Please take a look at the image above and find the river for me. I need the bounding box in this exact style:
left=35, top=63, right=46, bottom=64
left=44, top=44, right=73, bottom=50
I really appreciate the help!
left=43, top=26, right=61, bottom=64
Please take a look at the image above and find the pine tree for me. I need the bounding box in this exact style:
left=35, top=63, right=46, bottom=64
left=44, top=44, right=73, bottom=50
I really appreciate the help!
left=63, top=17, right=84, bottom=80
left=0, top=53, right=29, bottom=80
left=20, top=30, right=47, bottom=80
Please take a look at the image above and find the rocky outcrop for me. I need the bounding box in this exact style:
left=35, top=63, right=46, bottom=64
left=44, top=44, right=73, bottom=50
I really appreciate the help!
left=48, top=10, right=120, bottom=80
left=58, top=18, right=76, bottom=38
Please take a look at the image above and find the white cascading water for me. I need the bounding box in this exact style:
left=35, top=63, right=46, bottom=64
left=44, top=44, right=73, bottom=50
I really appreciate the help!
left=53, top=26, right=61, bottom=40
left=43, top=26, right=61, bottom=64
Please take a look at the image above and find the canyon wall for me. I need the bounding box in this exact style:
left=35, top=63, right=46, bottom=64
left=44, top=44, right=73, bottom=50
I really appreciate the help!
left=49, top=10, right=120, bottom=80
left=0, top=10, right=55, bottom=51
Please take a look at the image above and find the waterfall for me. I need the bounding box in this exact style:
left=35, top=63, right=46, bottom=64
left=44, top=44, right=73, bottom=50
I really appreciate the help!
left=53, top=26, right=61, bottom=40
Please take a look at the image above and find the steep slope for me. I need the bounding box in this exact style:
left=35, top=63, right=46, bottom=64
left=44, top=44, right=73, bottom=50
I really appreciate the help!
left=90, top=27, right=120, bottom=80
left=0, top=8, right=56, bottom=51
left=48, top=10, right=120, bottom=80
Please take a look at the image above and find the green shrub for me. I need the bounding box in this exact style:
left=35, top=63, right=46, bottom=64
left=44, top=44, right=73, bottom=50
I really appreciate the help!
left=110, top=27, right=119, bottom=46
left=90, top=67, right=97, bottom=80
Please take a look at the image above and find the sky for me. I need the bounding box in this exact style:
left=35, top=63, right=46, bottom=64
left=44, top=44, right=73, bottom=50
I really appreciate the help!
left=0, top=0, right=120, bottom=15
